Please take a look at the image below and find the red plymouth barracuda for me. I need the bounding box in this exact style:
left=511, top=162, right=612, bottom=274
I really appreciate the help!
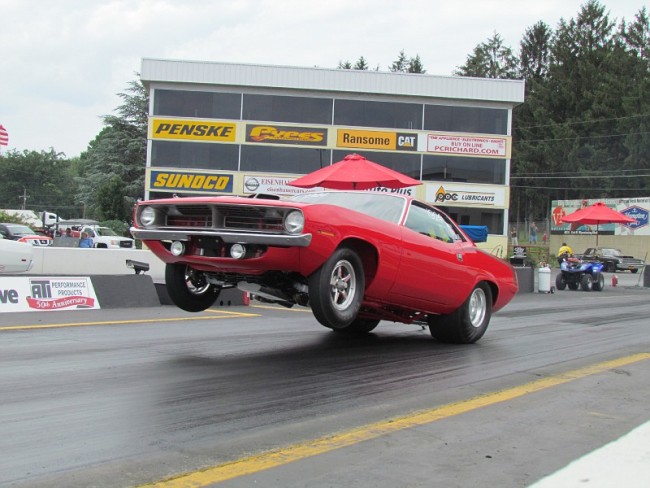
left=131, top=191, right=518, bottom=343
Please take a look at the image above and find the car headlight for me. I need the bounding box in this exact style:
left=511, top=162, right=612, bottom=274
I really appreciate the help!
left=140, top=206, right=157, bottom=227
left=284, top=210, right=305, bottom=234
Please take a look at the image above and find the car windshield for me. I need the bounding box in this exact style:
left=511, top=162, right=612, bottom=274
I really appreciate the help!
left=95, top=227, right=118, bottom=237
left=7, top=224, right=35, bottom=235
left=290, top=191, right=407, bottom=224
left=601, top=248, right=622, bottom=257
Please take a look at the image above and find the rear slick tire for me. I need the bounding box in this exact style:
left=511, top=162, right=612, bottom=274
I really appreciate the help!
left=428, top=282, right=492, bottom=344
left=165, top=263, right=220, bottom=312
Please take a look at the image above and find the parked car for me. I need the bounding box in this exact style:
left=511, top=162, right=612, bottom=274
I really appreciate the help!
left=0, top=223, right=52, bottom=246
left=131, top=191, right=518, bottom=343
left=0, top=234, right=34, bottom=273
left=579, top=247, right=645, bottom=273
left=55, top=220, right=135, bottom=249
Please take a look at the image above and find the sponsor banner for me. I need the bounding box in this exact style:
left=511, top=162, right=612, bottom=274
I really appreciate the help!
left=243, top=175, right=321, bottom=196
left=246, top=125, right=327, bottom=146
left=150, top=170, right=234, bottom=194
left=425, top=183, right=505, bottom=207
left=337, top=129, right=417, bottom=151
left=426, top=133, right=509, bottom=158
left=150, top=118, right=237, bottom=142
left=551, top=198, right=650, bottom=236
left=0, top=277, right=100, bottom=313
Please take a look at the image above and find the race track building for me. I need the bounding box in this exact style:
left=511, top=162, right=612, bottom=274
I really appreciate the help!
left=140, top=58, right=525, bottom=249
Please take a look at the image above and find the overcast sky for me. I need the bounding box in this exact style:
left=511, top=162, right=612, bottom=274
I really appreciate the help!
left=0, top=0, right=646, bottom=158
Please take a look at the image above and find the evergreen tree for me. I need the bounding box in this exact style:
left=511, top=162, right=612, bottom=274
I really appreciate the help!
left=77, top=78, right=148, bottom=221
left=455, top=32, right=519, bottom=78
left=390, top=50, right=409, bottom=72
left=407, top=54, right=426, bottom=73
left=353, top=56, right=369, bottom=70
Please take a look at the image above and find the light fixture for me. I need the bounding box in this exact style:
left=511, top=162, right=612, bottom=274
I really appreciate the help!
left=230, top=243, right=246, bottom=259
left=170, top=241, right=185, bottom=256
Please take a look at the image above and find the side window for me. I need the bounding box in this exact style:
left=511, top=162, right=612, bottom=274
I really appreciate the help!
left=405, top=203, right=463, bottom=244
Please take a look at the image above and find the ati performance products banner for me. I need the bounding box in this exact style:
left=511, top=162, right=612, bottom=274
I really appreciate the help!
left=0, top=277, right=100, bottom=313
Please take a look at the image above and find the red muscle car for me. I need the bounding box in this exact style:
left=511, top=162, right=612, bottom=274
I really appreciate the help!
left=131, top=191, right=518, bottom=343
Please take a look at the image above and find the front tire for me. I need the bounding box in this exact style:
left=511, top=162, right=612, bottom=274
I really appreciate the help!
left=309, top=247, right=364, bottom=330
left=555, top=273, right=567, bottom=291
left=165, top=263, right=220, bottom=312
left=332, top=317, right=380, bottom=335
left=581, top=273, right=593, bottom=291
left=592, top=273, right=605, bottom=291
left=428, top=282, right=492, bottom=344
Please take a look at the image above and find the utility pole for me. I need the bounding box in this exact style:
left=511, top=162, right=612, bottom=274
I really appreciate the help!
left=19, top=188, right=29, bottom=210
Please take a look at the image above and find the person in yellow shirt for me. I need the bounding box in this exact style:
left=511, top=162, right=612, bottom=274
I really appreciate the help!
left=557, top=242, right=573, bottom=264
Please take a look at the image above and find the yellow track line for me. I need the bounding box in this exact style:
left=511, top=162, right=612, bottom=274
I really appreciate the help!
left=138, top=352, right=650, bottom=488
left=0, top=311, right=260, bottom=331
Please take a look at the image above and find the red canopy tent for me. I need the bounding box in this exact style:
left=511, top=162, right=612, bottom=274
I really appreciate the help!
left=289, top=153, right=421, bottom=190
left=560, top=202, right=636, bottom=245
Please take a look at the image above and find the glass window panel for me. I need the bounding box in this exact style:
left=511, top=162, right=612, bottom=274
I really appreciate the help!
left=242, top=94, right=332, bottom=124
left=424, top=105, right=508, bottom=135
left=240, top=146, right=331, bottom=174
left=153, top=89, right=241, bottom=119
left=332, top=151, right=421, bottom=180
left=334, top=99, right=422, bottom=130
left=422, top=155, right=505, bottom=185
left=151, top=141, right=239, bottom=170
left=442, top=207, right=505, bottom=235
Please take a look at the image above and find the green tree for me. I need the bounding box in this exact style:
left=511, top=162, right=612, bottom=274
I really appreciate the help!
left=455, top=32, right=519, bottom=78
left=0, top=149, right=78, bottom=216
left=353, top=56, right=369, bottom=70
left=77, top=78, right=148, bottom=221
left=390, top=50, right=409, bottom=72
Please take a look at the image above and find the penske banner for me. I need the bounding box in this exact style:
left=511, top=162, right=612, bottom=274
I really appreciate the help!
left=0, top=276, right=100, bottom=313
left=150, top=170, right=234, bottom=194
left=426, top=133, right=509, bottom=158
left=150, top=118, right=237, bottom=142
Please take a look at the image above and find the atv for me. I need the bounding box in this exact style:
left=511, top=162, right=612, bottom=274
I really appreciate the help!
left=556, top=257, right=605, bottom=292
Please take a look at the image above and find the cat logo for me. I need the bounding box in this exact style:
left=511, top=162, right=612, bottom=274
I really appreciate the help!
left=396, top=133, right=418, bottom=151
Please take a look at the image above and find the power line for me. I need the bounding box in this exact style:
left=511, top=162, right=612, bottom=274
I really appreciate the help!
left=511, top=173, right=650, bottom=179
left=516, top=112, right=650, bottom=130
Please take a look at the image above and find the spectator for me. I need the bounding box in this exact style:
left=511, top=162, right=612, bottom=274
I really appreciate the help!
left=510, top=227, right=518, bottom=246
left=557, top=242, right=573, bottom=265
left=79, top=231, right=93, bottom=248
left=529, top=222, right=538, bottom=244
left=542, top=232, right=548, bottom=246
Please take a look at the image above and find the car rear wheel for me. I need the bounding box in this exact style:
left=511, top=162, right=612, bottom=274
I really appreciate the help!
left=631, top=269, right=638, bottom=274
left=606, top=262, right=616, bottom=273
left=581, top=273, right=593, bottom=291
left=428, top=282, right=492, bottom=344
left=165, top=263, right=221, bottom=312
left=308, top=247, right=364, bottom=330
left=555, top=273, right=567, bottom=291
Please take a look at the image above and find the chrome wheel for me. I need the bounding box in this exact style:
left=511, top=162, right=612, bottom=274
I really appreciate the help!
left=468, top=287, right=487, bottom=328
left=329, top=259, right=357, bottom=311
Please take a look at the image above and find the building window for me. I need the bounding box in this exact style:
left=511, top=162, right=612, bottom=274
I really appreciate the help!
left=424, top=105, right=508, bottom=135
left=242, top=94, right=332, bottom=124
left=332, top=150, right=421, bottom=180
left=443, top=207, right=505, bottom=235
left=153, top=89, right=242, bottom=119
left=422, top=155, right=505, bottom=185
left=334, top=99, right=422, bottom=130
left=151, top=141, right=239, bottom=170
left=240, top=146, right=331, bottom=174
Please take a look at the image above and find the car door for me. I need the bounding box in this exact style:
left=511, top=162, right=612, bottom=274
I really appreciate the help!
left=390, top=201, right=475, bottom=310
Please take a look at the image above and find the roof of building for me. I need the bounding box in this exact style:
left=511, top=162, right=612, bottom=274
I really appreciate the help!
left=141, top=58, right=525, bottom=106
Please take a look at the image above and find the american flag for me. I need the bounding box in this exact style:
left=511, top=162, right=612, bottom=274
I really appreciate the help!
left=0, top=124, right=8, bottom=146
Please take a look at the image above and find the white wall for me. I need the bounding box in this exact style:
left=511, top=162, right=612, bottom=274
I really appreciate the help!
left=27, top=248, right=166, bottom=282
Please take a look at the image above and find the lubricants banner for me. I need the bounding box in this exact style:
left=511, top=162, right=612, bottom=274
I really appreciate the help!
left=149, top=169, right=234, bottom=194
left=150, top=118, right=237, bottom=142
left=246, top=124, right=327, bottom=146
left=426, top=183, right=506, bottom=207
left=337, top=129, right=418, bottom=151
left=426, top=133, right=509, bottom=158
left=551, top=198, right=650, bottom=236
left=0, top=276, right=100, bottom=313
